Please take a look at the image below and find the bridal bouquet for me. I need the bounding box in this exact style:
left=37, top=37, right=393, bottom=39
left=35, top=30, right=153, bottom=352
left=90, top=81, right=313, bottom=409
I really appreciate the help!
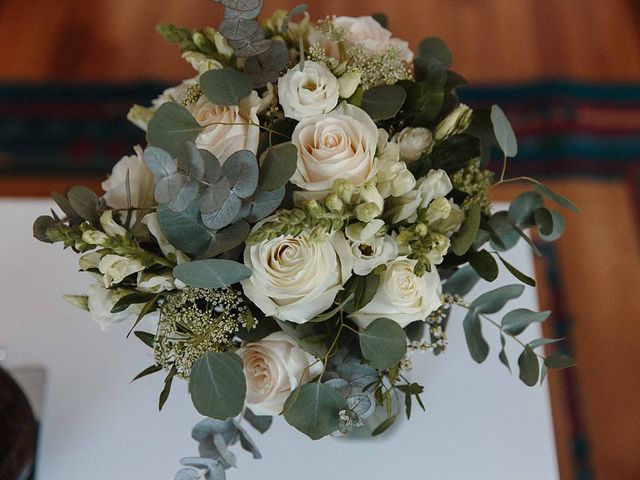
left=32, top=1, right=577, bottom=478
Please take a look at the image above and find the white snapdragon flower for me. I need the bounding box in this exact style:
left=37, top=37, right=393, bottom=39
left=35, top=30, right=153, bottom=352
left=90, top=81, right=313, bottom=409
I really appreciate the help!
left=98, top=254, right=146, bottom=288
left=100, top=210, right=127, bottom=237
left=241, top=221, right=352, bottom=324
left=291, top=102, right=378, bottom=192
left=375, top=130, right=416, bottom=198
left=137, top=272, right=180, bottom=293
left=86, top=283, right=140, bottom=330
left=278, top=61, right=339, bottom=121
left=350, top=257, right=441, bottom=328
left=237, top=332, right=323, bottom=416
left=343, top=220, right=398, bottom=276
left=386, top=169, right=453, bottom=224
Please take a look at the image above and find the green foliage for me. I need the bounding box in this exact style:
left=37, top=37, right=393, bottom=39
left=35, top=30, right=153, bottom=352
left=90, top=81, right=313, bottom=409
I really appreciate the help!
left=200, top=69, right=253, bottom=106
left=67, top=186, right=100, bottom=224
left=371, top=12, right=388, bottom=28
left=544, top=353, right=576, bottom=370
left=134, top=331, right=155, bottom=348
left=371, top=415, right=397, bottom=436
left=469, top=249, right=499, bottom=281
left=360, top=84, right=407, bottom=121
left=359, top=318, right=407, bottom=370
left=535, top=183, right=580, bottom=212
left=339, top=273, right=380, bottom=314
left=283, top=383, right=347, bottom=440
left=244, top=408, right=273, bottom=434
left=463, top=309, right=489, bottom=363
left=490, top=105, right=518, bottom=158
left=502, top=308, right=550, bottom=335
left=159, top=366, right=177, bottom=410
left=157, top=203, right=212, bottom=257
left=417, top=37, right=452, bottom=69
left=110, top=292, right=155, bottom=314
left=495, top=253, right=536, bottom=287
left=173, top=259, right=251, bottom=288
left=451, top=202, right=481, bottom=255
left=398, top=74, right=446, bottom=126
left=258, top=143, right=298, bottom=192
left=470, top=284, right=525, bottom=314
left=197, top=220, right=250, bottom=259
left=430, top=133, right=480, bottom=173
left=190, top=352, right=247, bottom=420
left=33, top=215, right=57, bottom=243
left=518, top=346, right=539, bottom=386
left=147, top=103, right=202, bottom=157
left=443, top=265, right=480, bottom=295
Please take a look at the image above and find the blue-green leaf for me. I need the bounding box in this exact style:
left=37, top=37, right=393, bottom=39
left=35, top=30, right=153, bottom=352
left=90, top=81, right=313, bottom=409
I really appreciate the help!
left=490, top=105, right=518, bottom=157
left=189, top=352, right=246, bottom=420
left=462, top=310, right=489, bottom=363
left=358, top=318, right=407, bottom=370
left=544, top=353, right=576, bottom=370
left=539, top=209, right=565, bottom=242
left=157, top=202, right=211, bottom=256
left=200, top=69, right=253, bottom=106
left=417, top=37, right=452, bottom=68
left=451, top=202, right=481, bottom=255
left=144, top=146, right=177, bottom=177
left=508, top=191, right=544, bottom=226
left=502, top=308, right=550, bottom=335
left=222, top=150, right=259, bottom=199
left=470, top=284, right=525, bottom=314
left=361, top=84, right=407, bottom=121
left=258, top=143, right=298, bottom=191
left=443, top=265, right=481, bottom=295
left=535, top=183, right=580, bottom=212
left=147, top=102, right=202, bottom=157
left=174, top=259, right=251, bottom=288
left=283, top=383, right=347, bottom=440
left=518, top=346, right=539, bottom=386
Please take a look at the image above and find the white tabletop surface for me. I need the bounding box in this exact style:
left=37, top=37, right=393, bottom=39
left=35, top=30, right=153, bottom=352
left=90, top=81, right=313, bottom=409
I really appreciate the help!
left=0, top=198, right=559, bottom=480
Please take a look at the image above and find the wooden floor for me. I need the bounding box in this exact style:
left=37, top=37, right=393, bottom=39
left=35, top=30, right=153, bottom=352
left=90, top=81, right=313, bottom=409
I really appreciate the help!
left=1, top=1, right=639, bottom=479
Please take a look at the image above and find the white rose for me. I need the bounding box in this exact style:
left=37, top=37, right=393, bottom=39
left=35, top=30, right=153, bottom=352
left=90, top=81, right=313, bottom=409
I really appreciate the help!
left=291, top=102, right=378, bottom=192
left=192, top=91, right=261, bottom=164
left=350, top=257, right=442, bottom=328
left=337, top=16, right=414, bottom=62
left=237, top=332, right=323, bottom=415
left=344, top=220, right=398, bottom=276
left=102, top=146, right=155, bottom=210
left=278, top=61, right=339, bottom=121
left=87, top=283, right=139, bottom=330
left=241, top=224, right=352, bottom=324
left=98, top=254, right=146, bottom=288
left=142, top=213, right=190, bottom=264
left=392, top=127, right=433, bottom=162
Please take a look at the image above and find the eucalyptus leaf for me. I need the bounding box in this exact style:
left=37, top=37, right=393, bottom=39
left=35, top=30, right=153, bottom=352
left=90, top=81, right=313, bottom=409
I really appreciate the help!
left=33, top=215, right=56, bottom=243
left=496, top=253, right=536, bottom=287
left=371, top=416, right=396, bottom=436
left=490, top=104, right=518, bottom=158
left=246, top=187, right=285, bottom=222
left=222, top=150, right=259, bottom=198
left=518, top=346, right=539, bottom=386
left=534, top=183, right=579, bottom=212
left=199, top=177, right=232, bottom=214
left=336, top=362, right=378, bottom=389
left=359, top=318, right=407, bottom=370
left=417, top=37, right=452, bottom=68
left=258, top=143, right=298, bottom=191
left=462, top=310, right=489, bottom=363
left=244, top=40, right=289, bottom=88
left=544, top=353, right=576, bottom=370
left=498, top=334, right=511, bottom=373
left=508, top=191, right=544, bottom=226
left=157, top=202, right=212, bottom=256
left=528, top=337, right=564, bottom=349
left=147, top=102, right=202, bottom=157
left=164, top=176, right=200, bottom=213
left=219, top=0, right=262, bottom=11
left=174, top=259, right=251, bottom=288
left=539, top=209, right=565, bottom=242
left=198, top=220, right=250, bottom=259
left=360, top=84, right=407, bottom=121
left=190, top=352, right=246, bottom=420
left=67, top=186, right=99, bottom=223
left=443, top=265, right=481, bottom=295
left=430, top=133, right=480, bottom=172
left=488, top=211, right=520, bottom=251
left=244, top=408, right=272, bottom=434
left=178, top=141, right=210, bottom=181
left=237, top=425, right=261, bottom=459
left=283, top=383, right=347, bottom=440
left=201, top=193, right=242, bottom=230
left=200, top=69, right=253, bottom=106
left=342, top=273, right=380, bottom=314
left=230, top=34, right=271, bottom=58
left=469, top=249, right=499, bottom=281
left=144, top=146, right=177, bottom=177
left=219, top=18, right=259, bottom=41
left=502, top=308, right=551, bottom=335
left=51, top=191, right=77, bottom=219
left=470, top=284, right=525, bottom=314
left=451, top=202, right=481, bottom=255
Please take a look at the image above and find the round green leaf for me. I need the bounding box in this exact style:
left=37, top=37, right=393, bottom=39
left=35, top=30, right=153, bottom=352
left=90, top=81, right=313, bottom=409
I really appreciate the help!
left=190, top=352, right=246, bottom=420
left=359, top=318, right=407, bottom=370
left=144, top=146, right=177, bottom=177
left=147, top=102, right=202, bottom=157
left=200, top=193, right=242, bottom=230
left=246, top=187, right=285, bottom=222
left=258, top=143, right=298, bottom=191
left=173, top=259, right=251, bottom=288
left=443, top=265, right=481, bottom=295
left=67, top=186, right=99, bottom=223
left=200, top=69, right=252, bottom=106
left=469, top=249, right=499, bottom=282
left=33, top=215, right=56, bottom=243
left=222, top=150, right=259, bottom=199
left=283, top=383, right=347, bottom=440
left=360, top=85, right=407, bottom=121
left=490, top=104, right=518, bottom=158
left=518, top=346, right=540, bottom=387
left=417, top=37, right=452, bottom=68
left=157, top=202, right=212, bottom=257
left=199, top=177, right=232, bottom=214
left=508, top=191, right=544, bottom=226
left=539, top=209, right=565, bottom=242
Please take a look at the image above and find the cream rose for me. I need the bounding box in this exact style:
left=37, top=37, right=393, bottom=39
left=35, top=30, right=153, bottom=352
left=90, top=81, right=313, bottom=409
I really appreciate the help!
left=278, top=61, right=339, bottom=121
left=392, top=127, right=433, bottom=162
left=102, top=146, right=155, bottom=210
left=98, top=254, right=146, bottom=288
left=192, top=91, right=261, bottom=164
left=308, top=16, right=414, bottom=63
left=241, top=224, right=352, bottom=324
left=291, top=102, right=378, bottom=192
left=344, top=220, right=398, bottom=276
left=237, top=332, right=323, bottom=415
left=350, top=256, right=442, bottom=328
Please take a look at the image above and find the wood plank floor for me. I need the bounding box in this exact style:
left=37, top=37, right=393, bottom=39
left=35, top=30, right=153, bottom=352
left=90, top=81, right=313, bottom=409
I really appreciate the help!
left=1, top=1, right=639, bottom=478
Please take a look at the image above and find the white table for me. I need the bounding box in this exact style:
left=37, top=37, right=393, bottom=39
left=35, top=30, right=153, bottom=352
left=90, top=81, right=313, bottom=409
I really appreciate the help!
left=0, top=198, right=559, bottom=480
